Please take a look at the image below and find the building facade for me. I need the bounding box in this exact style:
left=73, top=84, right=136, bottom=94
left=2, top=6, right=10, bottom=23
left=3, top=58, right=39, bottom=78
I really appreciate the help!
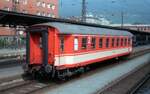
left=0, top=0, right=58, bottom=36
left=123, top=25, right=150, bottom=33
left=0, top=0, right=58, bottom=49
left=0, top=0, right=58, bottom=18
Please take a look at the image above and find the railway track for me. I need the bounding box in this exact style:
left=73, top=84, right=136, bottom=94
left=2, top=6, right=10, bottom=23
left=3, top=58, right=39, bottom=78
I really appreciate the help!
left=0, top=48, right=149, bottom=94
left=0, top=58, right=23, bottom=69
left=0, top=53, right=25, bottom=68
left=0, top=73, right=54, bottom=94
left=0, top=80, right=50, bottom=94
left=129, top=73, right=150, bottom=94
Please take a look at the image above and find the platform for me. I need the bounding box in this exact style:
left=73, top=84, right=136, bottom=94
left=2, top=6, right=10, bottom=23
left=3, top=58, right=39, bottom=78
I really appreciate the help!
left=0, top=66, right=23, bottom=80
left=133, top=45, right=150, bottom=53
left=0, top=48, right=25, bottom=58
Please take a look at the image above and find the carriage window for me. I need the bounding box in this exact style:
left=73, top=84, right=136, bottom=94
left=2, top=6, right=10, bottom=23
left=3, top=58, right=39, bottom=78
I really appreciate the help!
left=117, top=38, right=119, bottom=47
left=125, top=38, right=127, bottom=46
left=99, top=38, right=103, bottom=48
left=112, top=38, right=115, bottom=47
left=60, top=37, right=64, bottom=52
left=106, top=38, right=109, bottom=48
left=82, top=37, right=87, bottom=49
left=74, top=38, right=78, bottom=51
left=121, top=38, right=124, bottom=46
left=91, top=37, right=96, bottom=49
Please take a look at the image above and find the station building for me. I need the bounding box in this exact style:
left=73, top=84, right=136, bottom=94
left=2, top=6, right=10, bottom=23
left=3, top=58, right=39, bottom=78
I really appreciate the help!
left=0, top=0, right=58, bottom=17
left=0, top=0, right=58, bottom=48
left=111, top=24, right=150, bottom=33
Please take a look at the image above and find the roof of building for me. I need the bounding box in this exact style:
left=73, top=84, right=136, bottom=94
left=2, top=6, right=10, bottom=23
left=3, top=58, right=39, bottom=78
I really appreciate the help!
left=36, top=22, right=133, bottom=36
left=111, top=24, right=150, bottom=27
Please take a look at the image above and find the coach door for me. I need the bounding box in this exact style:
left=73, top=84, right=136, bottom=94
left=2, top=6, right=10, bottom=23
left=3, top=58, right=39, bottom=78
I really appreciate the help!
left=28, top=30, right=48, bottom=67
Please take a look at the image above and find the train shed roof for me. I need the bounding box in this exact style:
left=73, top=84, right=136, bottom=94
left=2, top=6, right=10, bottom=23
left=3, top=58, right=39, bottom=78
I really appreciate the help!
left=0, top=10, right=149, bottom=35
left=37, top=22, right=133, bottom=36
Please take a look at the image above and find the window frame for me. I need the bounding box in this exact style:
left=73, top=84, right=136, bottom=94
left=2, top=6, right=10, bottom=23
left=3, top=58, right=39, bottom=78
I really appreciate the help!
left=121, top=38, right=124, bottom=47
left=74, top=37, right=79, bottom=51
left=91, top=37, right=96, bottom=49
left=99, top=37, right=103, bottom=48
left=116, top=37, right=120, bottom=47
left=81, top=37, right=87, bottom=49
left=42, top=2, right=46, bottom=8
left=106, top=38, right=109, bottom=48
left=22, top=0, right=28, bottom=5
left=112, top=38, right=115, bottom=47
left=60, top=37, right=64, bottom=52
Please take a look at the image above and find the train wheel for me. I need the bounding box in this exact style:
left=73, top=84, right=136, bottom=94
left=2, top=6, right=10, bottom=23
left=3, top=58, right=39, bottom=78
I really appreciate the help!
left=22, top=63, right=30, bottom=74
left=77, top=67, right=85, bottom=75
left=84, top=66, right=90, bottom=72
left=31, top=70, right=40, bottom=80
left=56, top=70, right=65, bottom=80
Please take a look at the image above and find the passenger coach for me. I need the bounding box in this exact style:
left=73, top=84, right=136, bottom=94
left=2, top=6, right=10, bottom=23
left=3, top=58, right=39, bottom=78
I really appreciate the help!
left=24, top=22, right=133, bottom=78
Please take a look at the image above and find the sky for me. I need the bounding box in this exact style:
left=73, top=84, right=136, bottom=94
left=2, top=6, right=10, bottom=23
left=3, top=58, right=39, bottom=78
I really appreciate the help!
left=59, top=0, right=150, bottom=24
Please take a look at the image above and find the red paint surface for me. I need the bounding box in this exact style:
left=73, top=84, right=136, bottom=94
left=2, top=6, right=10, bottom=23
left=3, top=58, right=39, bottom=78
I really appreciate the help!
left=56, top=52, right=130, bottom=70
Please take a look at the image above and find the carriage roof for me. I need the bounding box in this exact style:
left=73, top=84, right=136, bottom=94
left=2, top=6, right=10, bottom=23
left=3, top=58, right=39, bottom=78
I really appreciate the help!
left=34, top=22, right=133, bottom=36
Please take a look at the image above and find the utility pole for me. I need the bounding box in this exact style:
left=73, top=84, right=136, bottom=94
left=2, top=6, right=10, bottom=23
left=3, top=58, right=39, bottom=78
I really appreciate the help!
left=81, top=0, right=86, bottom=22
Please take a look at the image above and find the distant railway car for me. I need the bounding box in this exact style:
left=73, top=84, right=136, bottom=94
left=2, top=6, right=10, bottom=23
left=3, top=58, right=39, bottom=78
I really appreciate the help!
left=24, top=22, right=133, bottom=78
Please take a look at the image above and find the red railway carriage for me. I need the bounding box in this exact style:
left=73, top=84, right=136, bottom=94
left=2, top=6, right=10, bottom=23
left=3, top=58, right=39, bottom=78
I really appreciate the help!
left=24, top=22, right=133, bottom=78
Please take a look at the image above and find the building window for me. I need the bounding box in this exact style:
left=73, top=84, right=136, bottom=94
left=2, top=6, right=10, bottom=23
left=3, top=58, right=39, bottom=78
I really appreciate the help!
left=22, top=10, right=28, bottom=14
left=47, top=4, right=51, bottom=8
left=60, top=37, right=64, bottom=52
left=47, top=13, right=51, bottom=17
left=74, top=38, right=78, bottom=51
left=42, top=2, right=46, bottom=8
left=36, top=1, right=41, bottom=7
left=5, top=0, right=10, bottom=2
left=106, top=38, right=109, bottom=48
left=112, top=38, right=115, bottom=47
left=47, top=3, right=55, bottom=10
left=3, top=7, right=10, bottom=11
left=42, top=12, right=46, bottom=16
left=36, top=11, right=41, bottom=15
left=99, top=38, right=103, bottom=48
left=91, top=37, right=96, bottom=49
left=14, top=0, right=19, bottom=3
left=51, top=14, right=55, bottom=18
left=51, top=4, right=55, bottom=10
left=81, top=37, right=87, bottom=49
left=47, top=13, right=55, bottom=18
left=22, top=0, right=27, bottom=5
